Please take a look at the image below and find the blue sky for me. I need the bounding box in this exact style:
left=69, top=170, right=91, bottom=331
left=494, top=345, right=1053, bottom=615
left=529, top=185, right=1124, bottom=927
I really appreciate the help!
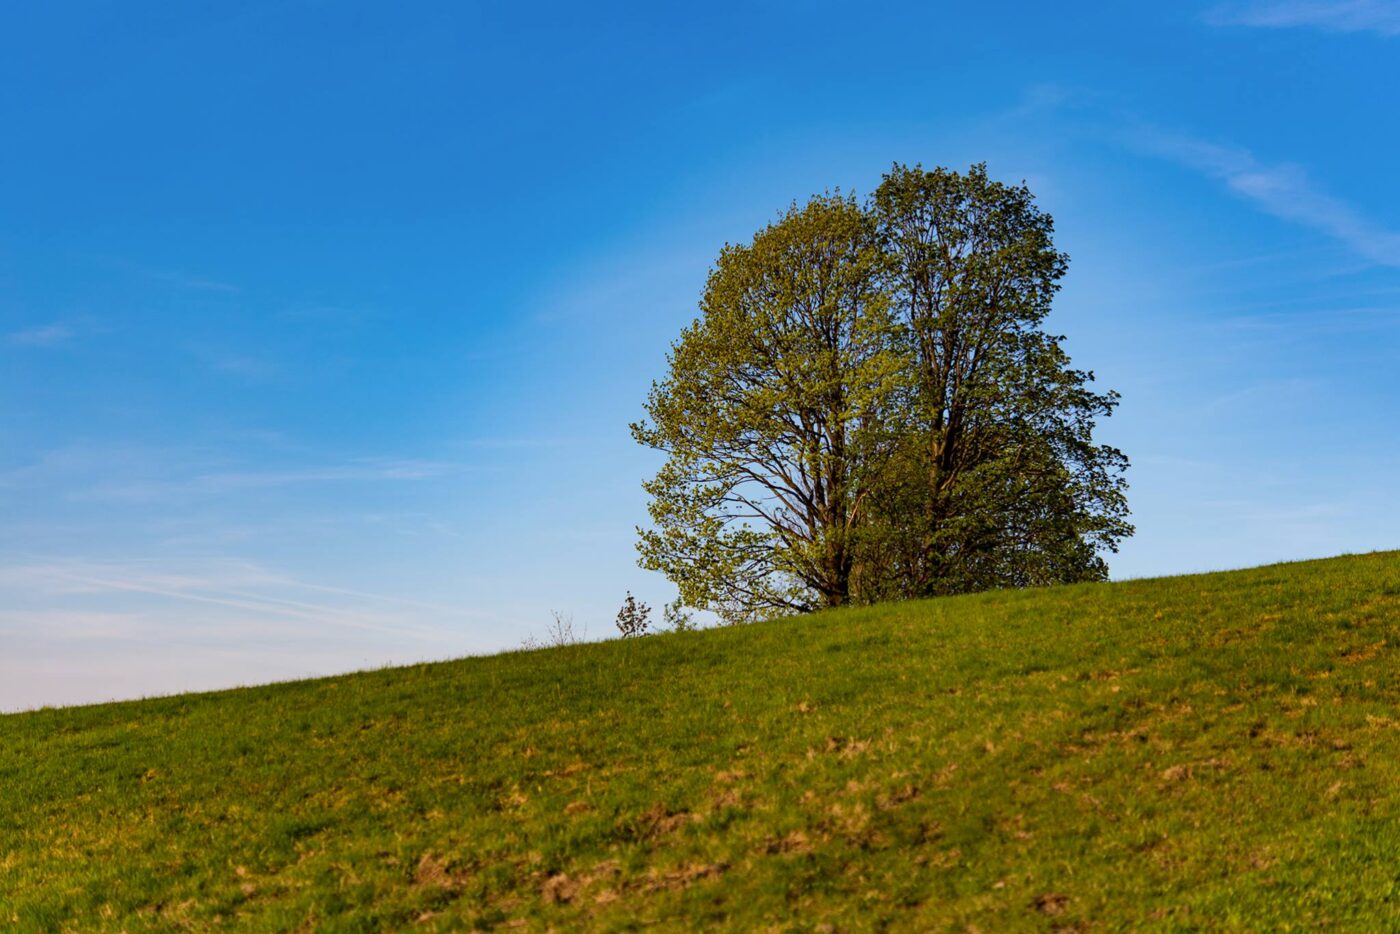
left=3, top=1, right=1398, bottom=710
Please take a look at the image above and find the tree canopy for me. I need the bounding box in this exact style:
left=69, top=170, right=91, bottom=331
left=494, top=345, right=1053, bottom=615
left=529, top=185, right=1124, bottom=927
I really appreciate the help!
left=634, top=164, right=1131, bottom=624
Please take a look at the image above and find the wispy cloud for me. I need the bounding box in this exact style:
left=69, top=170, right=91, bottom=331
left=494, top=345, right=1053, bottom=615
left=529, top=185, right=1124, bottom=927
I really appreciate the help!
left=67, top=458, right=460, bottom=502
left=151, top=270, right=240, bottom=292
left=137, top=264, right=240, bottom=293
left=7, top=322, right=75, bottom=347
left=1207, top=0, right=1400, bottom=35
left=212, top=354, right=279, bottom=381
left=179, top=342, right=281, bottom=382
left=1195, top=377, right=1324, bottom=415
left=193, top=459, right=456, bottom=490
left=1128, top=127, right=1400, bottom=266
left=530, top=241, right=711, bottom=326
left=0, top=443, right=464, bottom=506
left=0, top=557, right=482, bottom=639
left=93, top=255, right=242, bottom=293
left=0, top=557, right=492, bottom=711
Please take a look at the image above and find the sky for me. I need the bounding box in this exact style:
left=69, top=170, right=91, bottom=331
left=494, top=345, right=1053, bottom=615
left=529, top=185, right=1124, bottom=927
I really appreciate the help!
left=3, top=1, right=1398, bottom=711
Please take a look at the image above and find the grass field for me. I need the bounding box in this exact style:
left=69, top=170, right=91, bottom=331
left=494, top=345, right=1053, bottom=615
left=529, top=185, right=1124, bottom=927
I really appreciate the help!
left=4, top=552, right=1400, bottom=931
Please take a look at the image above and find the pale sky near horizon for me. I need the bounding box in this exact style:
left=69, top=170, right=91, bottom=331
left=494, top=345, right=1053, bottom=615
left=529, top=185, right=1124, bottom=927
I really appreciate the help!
left=3, top=1, right=1399, bottom=711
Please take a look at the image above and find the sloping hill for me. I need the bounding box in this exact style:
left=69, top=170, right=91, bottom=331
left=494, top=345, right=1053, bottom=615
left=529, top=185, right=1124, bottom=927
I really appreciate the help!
left=4, top=552, right=1399, bottom=930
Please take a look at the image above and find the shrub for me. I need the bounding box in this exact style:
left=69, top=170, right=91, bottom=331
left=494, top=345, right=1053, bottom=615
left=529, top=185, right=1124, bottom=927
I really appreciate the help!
left=615, top=593, right=651, bottom=638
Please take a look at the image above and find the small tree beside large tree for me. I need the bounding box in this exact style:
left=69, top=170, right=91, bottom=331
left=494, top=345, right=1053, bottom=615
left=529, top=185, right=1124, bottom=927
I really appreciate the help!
left=634, top=164, right=1131, bottom=624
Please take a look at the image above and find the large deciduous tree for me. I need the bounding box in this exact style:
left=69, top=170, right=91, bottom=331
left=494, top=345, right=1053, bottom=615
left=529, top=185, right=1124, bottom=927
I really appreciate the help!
left=867, top=164, right=1132, bottom=598
left=635, top=165, right=1132, bottom=624
left=632, top=195, right=902, bottom=621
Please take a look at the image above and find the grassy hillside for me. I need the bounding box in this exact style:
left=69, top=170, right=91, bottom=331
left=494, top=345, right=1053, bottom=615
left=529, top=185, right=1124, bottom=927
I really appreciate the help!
left=4, top=552, right=1400, bottom=931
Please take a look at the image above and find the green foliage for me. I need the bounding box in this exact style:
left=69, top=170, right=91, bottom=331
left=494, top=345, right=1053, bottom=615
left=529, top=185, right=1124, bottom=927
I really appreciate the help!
left=870, top=163, right=1131, bottom=597
left=662, top=597, right=696, bottom=633
left=634, top=164, right=1131, bottom=623
left=633, top=193, right=902, bottom=622
left=4, top=552, right=1399, bottom=929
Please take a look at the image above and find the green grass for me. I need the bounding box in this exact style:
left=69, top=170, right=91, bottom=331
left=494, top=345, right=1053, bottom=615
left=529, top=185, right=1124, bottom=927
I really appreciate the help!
left=4, top=552, right=1400, bottom=931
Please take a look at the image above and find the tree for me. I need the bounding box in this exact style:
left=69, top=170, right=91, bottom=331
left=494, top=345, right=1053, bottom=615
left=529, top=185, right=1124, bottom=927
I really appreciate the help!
left=635, top=166, right=1131, bottom=624
left=615, top=592, right=652, bottom=638
left=662, top=598, right=696, bottom=632
left=632, top=194, right=904, bottom=621
left=869, top=164, right=1131, bottom=596
left=520, top=610, right=583, bottom=650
